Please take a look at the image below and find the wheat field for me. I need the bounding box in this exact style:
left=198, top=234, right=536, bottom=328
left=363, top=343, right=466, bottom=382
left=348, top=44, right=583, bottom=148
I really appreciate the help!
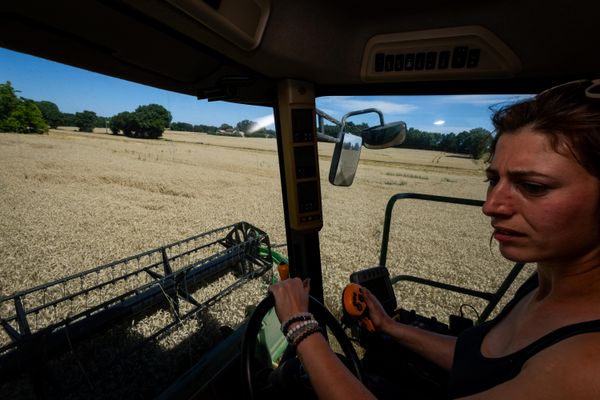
left=0, top=128, right=538, bottom=397
left=0, top=129, right=534, bottom=320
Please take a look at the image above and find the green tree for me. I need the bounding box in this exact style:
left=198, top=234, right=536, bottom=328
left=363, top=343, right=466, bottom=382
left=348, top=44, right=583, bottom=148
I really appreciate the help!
left=464, top=128, right=493, bottom=159
left=95, top=115, right=108, bottom=129
left=171, top=122, right=194, bottom=132
left=133, top=104, right=171, bottom=139
left=109, top=111, right=136, bottom=136
left=75, top=110, right=97, bottom=132
left=35, top=100, right=62, bottom=128
left=60, top=112, right=77, bottom=127
left=194, top=124, right=217, bottom=133
left=439, top=132, right=458, bottom=153
left=0, top=81, right=20, bottom=121
left=0, top=101, right=48, bottom=133
left=236, top=119, right=254, bottom=134
left=402, top=128, right=438, bottom=150
left=344, top=121, right=369, bottom=134
left=0, top=82, right=48, bottom=134
left=320, top=124, right=339, bottom=141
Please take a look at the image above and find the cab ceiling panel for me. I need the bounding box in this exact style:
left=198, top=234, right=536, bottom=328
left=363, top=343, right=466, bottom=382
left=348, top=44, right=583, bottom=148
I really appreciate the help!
left=1, top=0, right=599, bottom=99
left=0, top=0, right=254, bottom=97
left=347, top=0, right=600, bottom=82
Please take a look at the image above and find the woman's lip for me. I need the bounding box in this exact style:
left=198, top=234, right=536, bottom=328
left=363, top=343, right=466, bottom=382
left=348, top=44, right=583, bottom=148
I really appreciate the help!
left=493, top=227, right=526, bottom=241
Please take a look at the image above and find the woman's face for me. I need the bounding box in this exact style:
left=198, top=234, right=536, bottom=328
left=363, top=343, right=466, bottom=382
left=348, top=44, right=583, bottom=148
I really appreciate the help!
left=482, top=127, right=600, bottom=266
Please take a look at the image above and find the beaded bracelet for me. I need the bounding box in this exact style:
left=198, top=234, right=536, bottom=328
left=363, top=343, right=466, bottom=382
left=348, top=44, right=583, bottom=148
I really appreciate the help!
left=281, top=312, right=314, bottom=335
left=291, top=324, right=323, bottom=348
left=285, top=319, right=319, bottom=342
left=286, top=320, right=320, bottom=345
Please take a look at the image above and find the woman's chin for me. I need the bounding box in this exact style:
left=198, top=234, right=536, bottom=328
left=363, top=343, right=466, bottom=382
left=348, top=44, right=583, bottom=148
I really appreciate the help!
left=498, top=246, right=536, bottom=263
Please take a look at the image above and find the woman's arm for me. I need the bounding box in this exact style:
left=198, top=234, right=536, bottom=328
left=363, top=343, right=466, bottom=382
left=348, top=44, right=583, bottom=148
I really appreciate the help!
left=295, top=331, right=376, bottom=399
left=362, top=288, right=457, bottom=370
left=269, top=278, right=376, bottom=399
left=269, top=279, right=457, bottom=397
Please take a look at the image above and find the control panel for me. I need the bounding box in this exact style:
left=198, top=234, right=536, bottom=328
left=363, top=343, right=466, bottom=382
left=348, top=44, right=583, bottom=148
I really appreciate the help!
left=277, top=80, right=323, bottom=232
left=360, top=26, right=521, bottom=82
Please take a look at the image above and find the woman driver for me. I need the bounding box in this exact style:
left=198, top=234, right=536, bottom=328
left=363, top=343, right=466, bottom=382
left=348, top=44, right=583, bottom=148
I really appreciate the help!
left=269, top=79, right=600, bottom=399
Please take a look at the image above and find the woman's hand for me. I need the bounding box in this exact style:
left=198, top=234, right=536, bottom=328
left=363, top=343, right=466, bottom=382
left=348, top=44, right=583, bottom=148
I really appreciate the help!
left=268, top=277, right=311, bottom=323
left=362, top=287, right=394, bottom=333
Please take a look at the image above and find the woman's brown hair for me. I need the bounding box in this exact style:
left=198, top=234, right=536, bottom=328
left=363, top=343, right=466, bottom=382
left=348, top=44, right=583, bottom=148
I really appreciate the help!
left=490, top=80, right=600, bottom=178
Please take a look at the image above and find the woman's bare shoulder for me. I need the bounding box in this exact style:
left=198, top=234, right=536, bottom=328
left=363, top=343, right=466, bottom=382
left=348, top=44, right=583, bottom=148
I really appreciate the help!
left=462, top=332, right=600, bottom=399
left=521, top=333, right=600, bottom=397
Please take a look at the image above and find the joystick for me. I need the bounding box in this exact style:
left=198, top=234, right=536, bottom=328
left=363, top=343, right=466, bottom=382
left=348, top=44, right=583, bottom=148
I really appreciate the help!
left=342, top=283, right=375, bottom=332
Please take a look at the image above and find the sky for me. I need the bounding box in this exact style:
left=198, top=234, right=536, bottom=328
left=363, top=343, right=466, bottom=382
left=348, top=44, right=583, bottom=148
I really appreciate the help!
left=0, top=47, right=532, bottom=134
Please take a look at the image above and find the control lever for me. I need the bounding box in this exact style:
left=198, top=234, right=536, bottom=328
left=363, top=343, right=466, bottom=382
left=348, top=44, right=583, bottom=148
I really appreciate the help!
left=342, top=283, right=375, bottom=332
left=277, top=261, right=290, bottom=281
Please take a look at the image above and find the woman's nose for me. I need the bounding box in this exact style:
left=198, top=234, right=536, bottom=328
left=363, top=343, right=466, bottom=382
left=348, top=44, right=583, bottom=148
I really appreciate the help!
left=482, top=181, right=514, bottom=217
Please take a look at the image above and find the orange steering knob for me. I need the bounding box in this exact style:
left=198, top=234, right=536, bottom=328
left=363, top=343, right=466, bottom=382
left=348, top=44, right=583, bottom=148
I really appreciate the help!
left=342, top=283, right=375, bottom=332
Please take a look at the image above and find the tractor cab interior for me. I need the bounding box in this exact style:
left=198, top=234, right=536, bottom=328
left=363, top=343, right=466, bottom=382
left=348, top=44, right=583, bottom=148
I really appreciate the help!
left=1, top=0, right=598, bottom=398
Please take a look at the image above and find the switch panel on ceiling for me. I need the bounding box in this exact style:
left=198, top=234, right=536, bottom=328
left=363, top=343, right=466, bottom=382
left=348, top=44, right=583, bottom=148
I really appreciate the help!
left=361, top=26, right=521, bottom=82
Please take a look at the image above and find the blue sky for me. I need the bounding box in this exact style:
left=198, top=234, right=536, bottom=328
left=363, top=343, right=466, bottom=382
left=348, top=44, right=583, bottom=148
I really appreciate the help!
left=0, top=47, right=532, bottom=134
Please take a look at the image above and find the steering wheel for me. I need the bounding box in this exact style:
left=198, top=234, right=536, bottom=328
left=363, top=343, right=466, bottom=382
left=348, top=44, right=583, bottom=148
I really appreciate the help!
left=241, top=294, right=364, bottom=399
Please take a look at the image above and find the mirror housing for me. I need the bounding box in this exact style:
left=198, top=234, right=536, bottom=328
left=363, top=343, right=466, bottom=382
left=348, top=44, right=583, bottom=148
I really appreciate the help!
left=361, top=121, right=407, bottom=149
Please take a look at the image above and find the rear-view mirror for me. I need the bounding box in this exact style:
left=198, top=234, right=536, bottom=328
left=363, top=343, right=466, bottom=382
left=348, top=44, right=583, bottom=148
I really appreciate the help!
left=361, top=121, right=407, bottom=149
left=321, top=107, right=407, bottom=187
left=328, top=132, right=362, bottom=186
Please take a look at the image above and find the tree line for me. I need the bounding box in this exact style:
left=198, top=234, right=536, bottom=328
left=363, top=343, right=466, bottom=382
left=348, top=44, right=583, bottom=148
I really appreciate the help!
left=320, top=123, right=492, bottom=159
left=1, top=81, right=173, bottom=138
left=0, top=81, right=111, bottom=134
left=1, top=80, right=492, bottom=156
left=170, top=119, right=276, bottom=138
left=0, top=81, right=48, bottom=133
left=401, top=127, right=493, bottom=159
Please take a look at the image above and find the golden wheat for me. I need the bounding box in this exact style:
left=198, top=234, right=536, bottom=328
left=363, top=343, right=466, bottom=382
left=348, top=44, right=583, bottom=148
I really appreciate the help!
left=0, top=129, right=539, bottom=397
left=0, top=129, right=532, bottom=335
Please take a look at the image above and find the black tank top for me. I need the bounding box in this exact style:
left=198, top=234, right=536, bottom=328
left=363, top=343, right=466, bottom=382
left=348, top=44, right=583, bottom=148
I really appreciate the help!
left=448, top=274, right=600, bottom=398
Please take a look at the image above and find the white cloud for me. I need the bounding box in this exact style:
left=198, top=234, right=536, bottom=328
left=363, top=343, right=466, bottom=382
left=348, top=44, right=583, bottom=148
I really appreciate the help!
left=434, top=94, right=533, bottom=106
left=318, top=96, right=418, bottom=115
left=433, top=120, right=445, bottom=126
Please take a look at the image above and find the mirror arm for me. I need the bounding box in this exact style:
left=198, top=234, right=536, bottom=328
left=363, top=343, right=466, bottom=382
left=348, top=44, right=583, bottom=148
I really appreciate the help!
left=340, top=108, right=384, bottom=133
left=316, top=132, right=338, bottom=143
left=316, top=108, right=342, bottom=141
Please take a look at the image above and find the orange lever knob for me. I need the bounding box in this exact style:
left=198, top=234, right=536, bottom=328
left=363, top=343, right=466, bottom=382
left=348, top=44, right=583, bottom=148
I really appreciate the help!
left=277, top=261, right=290, bottom=281
left=342, top=283, right=375, bottom=332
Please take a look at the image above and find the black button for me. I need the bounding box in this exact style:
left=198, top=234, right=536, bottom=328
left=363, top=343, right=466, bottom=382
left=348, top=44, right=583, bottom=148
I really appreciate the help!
left=438, top=51, right=450, bottom=69
left=203, top=0, right=221, bottom=10
left=426, top=52, right=437, bottom=69
left=415, top=52, right=426, bottom=70
left=385, top=54, right=394, bottom=71
left=394, top=54, right=404, bottom=71
left=405, top=53, right=415, bottom=70
left=451, top=46, right=468, bottom=68
left=467, top=48, right=481, bottom=68
left=375, top=53, right=385, bottom=72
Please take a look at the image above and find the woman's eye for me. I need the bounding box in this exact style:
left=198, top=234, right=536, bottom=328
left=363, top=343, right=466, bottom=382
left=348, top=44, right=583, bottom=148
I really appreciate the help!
left=484, top=177, right=498, bottom=187
left=520, top=182, right=548, bottom=195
